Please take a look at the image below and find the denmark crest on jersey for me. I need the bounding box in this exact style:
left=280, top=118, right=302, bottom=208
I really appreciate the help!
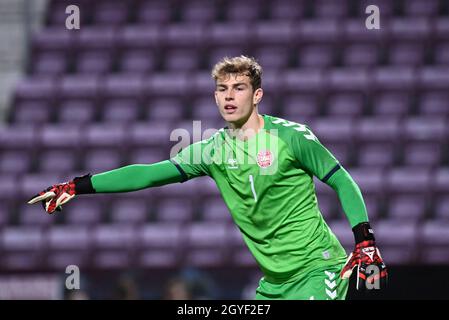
left=257, top=150, right=273, bottom=168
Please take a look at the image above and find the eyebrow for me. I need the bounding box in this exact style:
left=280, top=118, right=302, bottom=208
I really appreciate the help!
left=216, top=82, right=248, bottom=88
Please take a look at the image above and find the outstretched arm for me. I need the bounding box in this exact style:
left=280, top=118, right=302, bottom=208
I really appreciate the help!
left=27, top=160, right=184, bottom=213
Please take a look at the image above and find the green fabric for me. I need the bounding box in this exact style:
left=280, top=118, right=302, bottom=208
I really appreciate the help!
left=255, top=263, right=348, bottom=300
left=326, top=166, right=369, bottom=228
left=172, top=114, right=347, bottom=283
left=91, top=160, right=183, bottom=193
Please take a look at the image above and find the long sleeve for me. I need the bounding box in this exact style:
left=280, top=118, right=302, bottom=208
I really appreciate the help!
left=325, top=166, right=369, bottom=228
left=90, top=160, right=184, bottom=193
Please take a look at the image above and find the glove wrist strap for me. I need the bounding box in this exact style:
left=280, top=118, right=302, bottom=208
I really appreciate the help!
left=73, top=174, right=95, bottom=194
left=353, top=222, right=375, bottom=244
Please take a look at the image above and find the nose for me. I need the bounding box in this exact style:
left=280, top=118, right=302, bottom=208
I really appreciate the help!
left=225, top=89, right=235, bottom=101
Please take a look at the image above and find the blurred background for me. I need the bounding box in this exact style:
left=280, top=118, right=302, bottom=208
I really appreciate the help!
left=0, top=0, right=448, bottom=299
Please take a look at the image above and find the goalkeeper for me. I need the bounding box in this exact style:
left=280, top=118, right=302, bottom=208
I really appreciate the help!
left=29, top=56, right=387, bottom=300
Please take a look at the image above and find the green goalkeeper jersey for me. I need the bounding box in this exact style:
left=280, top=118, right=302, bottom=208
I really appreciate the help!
left=171, top=114, right=347, bottom=283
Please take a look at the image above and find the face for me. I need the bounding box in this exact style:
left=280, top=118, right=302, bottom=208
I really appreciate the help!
left=214, top=74, right=263, bottom=125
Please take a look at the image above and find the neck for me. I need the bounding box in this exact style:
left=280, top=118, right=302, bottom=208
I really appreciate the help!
left=227, top=108, right=264, bottom=140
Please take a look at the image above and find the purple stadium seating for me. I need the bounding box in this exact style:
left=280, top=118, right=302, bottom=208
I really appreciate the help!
left=138, top=222, right=182, bottom=267
left=15, top=77, right=56, bottom=100
left=38, top=150, right=76, bottom=173
left=118, top=25, right=160, bottom=50
left=403, top=142, right=442, bottom=167
left=156, top=199, right=194, bottom=222
left=0, top=151, right=31, bottom=174
left=3, top=0, right=449, bottom=272
left=76, top=50, right=112, bottom=74
left=435, top=196, right=449, bottom=220
left=326, top=93, right=365, bottom=118
left=390, top=18, right=431, bottom=41
left=110, top=198, right=148, bottom=224
left=84, top=149, right=122, bottom=172
left=147, top=98, right=183, bottom=121
left=162, top=24, right=203, bottom=48
left=387, top=168, right=432, bottom=195
left=0, top=175, right=17, bottom=200
left=19, top=204, right=55, bottom=226
left=420, top=221, right=449, bottom=264
left=164, top=49, right=199, bottom=71
left=208, top=23, right=250, bottom=46
left=389, top=43, right=424, bottom=66
left=295, top=19, right=340, bottom=43
left=14, top=101, right=52, bottom=124
left=283, top=69, right=324, bottom=92
left=358, top=143, right=395, bottom=168
left=269, top=0, right=304, bottom=21
left=137, top=1, right=171, bottom=24
left=403, top=0, right=439, bottom=17
left=120, top=50, right=156, bottom=73
left=435, top=168, right=449, bottom=190
left=434, top=42, right=449, bottom=65
left=60, top=75, right=99, bottom=99
left=201, top=197, right=233, bottom=223
left=282, top=94, right=320, bottom=120
left=92, top=224, right=137, bottom=249
left=373, top=92, right=411, bottom=117
left=20, top=173, right=63, bottom=198
left=32, top=27, right=74, bottom=51
left=40, top=124, right=82, bottom=148
left=299, top=45, right=334, bottom=68
left=181, top=1, right=216, bottom=23
left=128, top=148, right=166, bottom=165
left=419, top=67, right=449, bottom=90
left=388, top=195, right=427, bottom=221
left=255, top=46, right=290, bottom=70
left=33, top=52, right=67, bottom=75
left=84, top=124, right=126, bottom=147
left=64, top=197, right=104, bottom=225
left=139, top=223, right=182, bottom=249
left=419, top=92, right=449, bottom=116
left=58, top=100, right=96, bottom=123
left=92, top=0, right=129, bottom=25
left=374, top=220, right=418, bottom=264
left=1, top=227, right=44, bottom=250
left=101, top=99, right=140, bottom=123
left=129, top=122, right=172, bottom=147
left=343, top=44, right=378, bottom=67
left=314, top=0, right=348, bottom=18
left=254, top=22, right=293, bottom=46
left=226, top=1, right=261, bottom=22
left=373, top=67, right=416, bottom=91
left=47, top=226, right=90, bottom=250
left=76, top=27, right=116, bottom=50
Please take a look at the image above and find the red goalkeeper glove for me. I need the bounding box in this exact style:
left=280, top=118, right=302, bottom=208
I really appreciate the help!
left=340, top=222, right=388, bottom=291
left=27, top=174, right=94, bottom=214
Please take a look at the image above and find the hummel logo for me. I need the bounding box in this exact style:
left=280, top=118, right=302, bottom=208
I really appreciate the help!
left=325, top=279, right=336, bottom=290
left=324, top=271, right=336, bottom=280
left=326, top=288, right=337, bottom=300
left=227, top=158, right=238, bottom=169
left=324, top=271, right=337, bottom=300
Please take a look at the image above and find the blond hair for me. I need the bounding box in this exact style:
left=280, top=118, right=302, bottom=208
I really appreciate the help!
left=211, top=55, right=263, bottom=91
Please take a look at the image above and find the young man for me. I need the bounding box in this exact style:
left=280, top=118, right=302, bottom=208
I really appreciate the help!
left=28, top=56, right=387, bottom=300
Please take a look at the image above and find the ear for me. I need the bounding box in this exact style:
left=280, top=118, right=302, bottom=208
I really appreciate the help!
left=253, top=88, right=263, bottom=105
left=214, top=91, right=219, bottom=106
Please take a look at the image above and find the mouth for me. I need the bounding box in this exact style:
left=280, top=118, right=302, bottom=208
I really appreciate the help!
left=224, top=104, right=238, bottom=114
